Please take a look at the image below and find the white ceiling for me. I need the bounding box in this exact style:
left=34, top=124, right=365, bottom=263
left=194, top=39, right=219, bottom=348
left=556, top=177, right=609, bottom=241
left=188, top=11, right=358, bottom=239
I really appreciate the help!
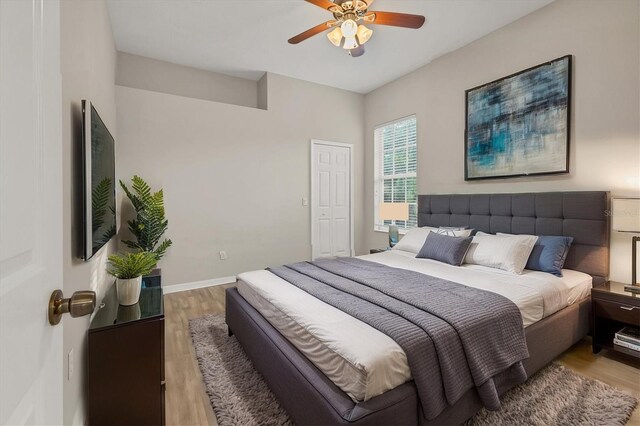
left=107, top=0, right=554, bottom=94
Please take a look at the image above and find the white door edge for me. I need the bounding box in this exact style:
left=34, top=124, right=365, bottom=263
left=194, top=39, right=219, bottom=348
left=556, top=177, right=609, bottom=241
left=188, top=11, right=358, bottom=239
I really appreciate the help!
left=0, top=0, right=64, bottom=424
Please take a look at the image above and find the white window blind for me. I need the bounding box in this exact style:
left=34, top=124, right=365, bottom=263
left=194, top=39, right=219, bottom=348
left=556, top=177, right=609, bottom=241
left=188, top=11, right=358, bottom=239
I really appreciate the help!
left=374, top=116, right=417, bottom=232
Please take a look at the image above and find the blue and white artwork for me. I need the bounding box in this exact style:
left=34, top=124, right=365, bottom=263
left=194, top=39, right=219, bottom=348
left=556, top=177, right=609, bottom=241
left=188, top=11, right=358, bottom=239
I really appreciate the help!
left=465, top=56, right=571, bottom=180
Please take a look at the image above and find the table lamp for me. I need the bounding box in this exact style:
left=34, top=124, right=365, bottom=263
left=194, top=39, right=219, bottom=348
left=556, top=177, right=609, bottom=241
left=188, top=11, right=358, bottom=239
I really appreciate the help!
left=611, top=196, right=640, bottom=291
left=379, top=202, right=409, bottom=248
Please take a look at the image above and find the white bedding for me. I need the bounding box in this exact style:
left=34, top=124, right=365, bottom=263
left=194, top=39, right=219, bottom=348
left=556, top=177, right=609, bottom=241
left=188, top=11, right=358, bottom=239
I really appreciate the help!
left=237, top=273, right=411, bottom=403
left=360, top=250, right=581, bottom=324
left=236, top=250, right=592, bottom=403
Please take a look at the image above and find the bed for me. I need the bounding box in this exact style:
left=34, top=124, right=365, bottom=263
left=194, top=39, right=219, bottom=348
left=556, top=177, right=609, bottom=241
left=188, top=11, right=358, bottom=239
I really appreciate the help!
left=225, top=191, right=610, bottom=425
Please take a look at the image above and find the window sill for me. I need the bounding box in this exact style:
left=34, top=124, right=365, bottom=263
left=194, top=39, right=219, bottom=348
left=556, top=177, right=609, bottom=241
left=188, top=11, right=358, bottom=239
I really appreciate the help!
left=374, top=227, right=409, bottom=235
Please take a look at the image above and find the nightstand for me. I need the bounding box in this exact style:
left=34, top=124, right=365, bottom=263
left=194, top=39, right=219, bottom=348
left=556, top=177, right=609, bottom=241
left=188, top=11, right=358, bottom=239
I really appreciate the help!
left=88, top=283, right=165, bottom=425
left=592, top=281, right=640, bottom=358
left=370, top=248, right=388, bottom=254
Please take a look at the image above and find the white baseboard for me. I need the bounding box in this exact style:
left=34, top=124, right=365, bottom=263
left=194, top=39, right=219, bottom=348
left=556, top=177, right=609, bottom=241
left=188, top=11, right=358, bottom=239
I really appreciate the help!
left=163, top=276, right=237, bottom=294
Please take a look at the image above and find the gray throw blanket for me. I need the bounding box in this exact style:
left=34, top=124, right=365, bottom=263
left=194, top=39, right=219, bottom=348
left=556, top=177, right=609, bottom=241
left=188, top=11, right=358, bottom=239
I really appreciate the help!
left=268, top=257, right=529, bottom=420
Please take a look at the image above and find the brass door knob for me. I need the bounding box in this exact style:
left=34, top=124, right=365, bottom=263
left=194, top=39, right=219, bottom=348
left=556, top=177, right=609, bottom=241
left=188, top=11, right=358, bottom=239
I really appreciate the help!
left=48, top=289, right=96, bottom=325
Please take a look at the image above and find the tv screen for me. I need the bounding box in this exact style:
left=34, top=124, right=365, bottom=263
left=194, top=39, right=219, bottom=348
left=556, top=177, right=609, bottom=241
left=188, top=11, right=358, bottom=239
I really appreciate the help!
left=82, top=100, right=116, bottom=260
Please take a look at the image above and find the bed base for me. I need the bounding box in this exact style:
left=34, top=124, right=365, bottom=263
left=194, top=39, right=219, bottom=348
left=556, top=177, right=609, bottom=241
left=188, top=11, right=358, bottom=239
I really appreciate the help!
left=225, top=286, right=590, bottom=425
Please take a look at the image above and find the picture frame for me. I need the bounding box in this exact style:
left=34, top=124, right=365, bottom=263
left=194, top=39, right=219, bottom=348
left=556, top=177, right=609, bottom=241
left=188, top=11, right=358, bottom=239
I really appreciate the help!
left=464, top=55, right=572, bottom=181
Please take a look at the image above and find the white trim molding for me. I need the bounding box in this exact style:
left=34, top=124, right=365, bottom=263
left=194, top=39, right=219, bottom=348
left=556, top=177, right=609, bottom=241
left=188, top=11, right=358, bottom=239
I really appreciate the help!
left=163, top=276, right=237, bottom=294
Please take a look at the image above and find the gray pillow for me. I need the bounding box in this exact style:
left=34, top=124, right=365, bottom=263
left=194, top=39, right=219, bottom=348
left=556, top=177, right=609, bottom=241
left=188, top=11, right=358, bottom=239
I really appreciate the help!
left=416, top=232, right=473, bottom=266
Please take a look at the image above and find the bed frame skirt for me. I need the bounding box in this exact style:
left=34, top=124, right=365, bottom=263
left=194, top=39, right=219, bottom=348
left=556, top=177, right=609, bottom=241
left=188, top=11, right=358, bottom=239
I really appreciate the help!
left=225, top=286, right=591, bottom=425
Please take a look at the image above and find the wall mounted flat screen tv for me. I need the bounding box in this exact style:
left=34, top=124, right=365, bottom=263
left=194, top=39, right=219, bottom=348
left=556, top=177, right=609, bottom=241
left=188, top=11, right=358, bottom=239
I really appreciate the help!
left=82, top=100, right=116, bottom=260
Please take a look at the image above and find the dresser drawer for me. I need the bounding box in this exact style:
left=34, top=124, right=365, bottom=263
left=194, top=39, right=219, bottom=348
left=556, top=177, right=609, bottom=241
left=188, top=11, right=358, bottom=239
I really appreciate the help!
left=594, top=298, right=640, bottom=325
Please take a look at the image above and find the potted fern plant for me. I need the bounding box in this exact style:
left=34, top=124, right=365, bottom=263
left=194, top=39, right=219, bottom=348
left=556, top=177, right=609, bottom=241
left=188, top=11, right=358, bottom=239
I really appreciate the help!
left=107, top=252, right=158, bottom=305
left=120, top=176, right=172, bottom=263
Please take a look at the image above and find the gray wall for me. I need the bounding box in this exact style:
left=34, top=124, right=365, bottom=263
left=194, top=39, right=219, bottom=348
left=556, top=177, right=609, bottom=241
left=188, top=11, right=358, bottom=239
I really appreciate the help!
left=364, top=0, right=640, bottom=283
left=116, top=51, right=261, bottom=108
left=116, top=72, right=364, bottom=287
left=60, top=0, right=117, bottom=424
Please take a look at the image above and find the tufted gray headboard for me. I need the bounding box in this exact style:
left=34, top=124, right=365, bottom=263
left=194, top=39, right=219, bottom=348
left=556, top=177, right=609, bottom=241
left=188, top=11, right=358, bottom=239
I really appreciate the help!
left=417, top=191, right=610, bottom=286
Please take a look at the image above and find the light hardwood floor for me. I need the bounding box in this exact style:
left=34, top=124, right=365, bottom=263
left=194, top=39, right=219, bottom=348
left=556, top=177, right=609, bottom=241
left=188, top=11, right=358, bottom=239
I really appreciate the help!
left=165, top=286, right=640, bottom=426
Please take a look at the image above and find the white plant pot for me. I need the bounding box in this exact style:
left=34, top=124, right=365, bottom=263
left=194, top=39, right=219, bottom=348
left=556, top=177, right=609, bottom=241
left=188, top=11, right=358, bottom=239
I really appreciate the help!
left=116, top=276, right=142, bottom=306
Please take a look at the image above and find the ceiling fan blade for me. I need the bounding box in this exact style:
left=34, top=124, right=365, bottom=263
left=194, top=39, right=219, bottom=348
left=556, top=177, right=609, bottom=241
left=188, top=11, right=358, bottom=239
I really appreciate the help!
left=349, top=44, right=365, bottom=57
left=288, top=20, right=337, bottom=44
left=305, top=0, right=342, bottom=12
left=364, top=11, right=425, bottom=29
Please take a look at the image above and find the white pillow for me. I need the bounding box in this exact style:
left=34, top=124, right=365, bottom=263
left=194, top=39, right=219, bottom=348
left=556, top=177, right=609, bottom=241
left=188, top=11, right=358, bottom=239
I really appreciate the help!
left=392, top=227, right=437, bottom=254
left=464, top=233, right=538, bottom=274
left=434, top=228, right=473, bottom=237
left=392, top=227, right=473, bottom=253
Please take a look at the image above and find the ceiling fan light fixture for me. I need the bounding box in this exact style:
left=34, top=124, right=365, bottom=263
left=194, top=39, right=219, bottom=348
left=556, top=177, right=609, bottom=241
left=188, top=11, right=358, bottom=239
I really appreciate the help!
left=340, top=19, right=358, bottom=37
left=340, top=19, right=359, bottom=50
left=342, top=36, right=359, bottom=50
left=356, top=24, right=373, bottom=44
left=290, top=2, right=426, bottom=57
left=327, top=26, right=343, bottom=46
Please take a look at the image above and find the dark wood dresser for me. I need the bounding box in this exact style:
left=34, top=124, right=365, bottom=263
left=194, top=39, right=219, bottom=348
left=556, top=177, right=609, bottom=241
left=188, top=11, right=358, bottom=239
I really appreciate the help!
left=88, top=283, right=165, bottom=425
left=592, top=281, right=640, bottom=359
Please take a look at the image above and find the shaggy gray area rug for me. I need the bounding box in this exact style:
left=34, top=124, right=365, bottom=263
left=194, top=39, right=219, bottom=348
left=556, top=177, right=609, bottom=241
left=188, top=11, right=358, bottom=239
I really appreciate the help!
left=189, top=314, right=637, bottom=426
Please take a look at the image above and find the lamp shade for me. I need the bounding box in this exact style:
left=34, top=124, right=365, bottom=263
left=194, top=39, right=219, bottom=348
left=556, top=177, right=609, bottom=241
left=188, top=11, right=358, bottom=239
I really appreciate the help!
left=342, top=36, right=358, bottom=50
left=612, top=197, right=640, bottom=233
left=379, top=203, right=409, bottom=221
left=327, top=27, right=342, bottom=47
left=356, top=25, right=373, bottom=44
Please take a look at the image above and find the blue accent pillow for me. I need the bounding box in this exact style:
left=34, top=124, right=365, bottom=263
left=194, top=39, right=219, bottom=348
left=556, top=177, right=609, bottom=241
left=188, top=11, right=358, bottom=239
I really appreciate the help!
left=416, top=232, right=473, bottom=266
left=525, top=235, right=574, bottom=276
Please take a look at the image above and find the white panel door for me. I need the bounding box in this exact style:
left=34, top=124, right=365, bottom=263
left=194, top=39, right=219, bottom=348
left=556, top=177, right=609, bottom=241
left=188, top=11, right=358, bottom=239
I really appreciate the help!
left=0, top=0, right=63, bottom=424
left=311, top=141, right=352, bottom=259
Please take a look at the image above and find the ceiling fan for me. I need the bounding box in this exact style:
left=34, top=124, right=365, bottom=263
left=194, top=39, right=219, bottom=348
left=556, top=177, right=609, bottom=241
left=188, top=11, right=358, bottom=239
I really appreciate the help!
left=288, top=0, right=425, bottom=57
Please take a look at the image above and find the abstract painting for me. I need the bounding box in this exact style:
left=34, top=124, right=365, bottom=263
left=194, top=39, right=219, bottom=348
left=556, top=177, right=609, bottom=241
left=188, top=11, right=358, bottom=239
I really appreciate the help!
left=465, top=55, right=571, bottom=180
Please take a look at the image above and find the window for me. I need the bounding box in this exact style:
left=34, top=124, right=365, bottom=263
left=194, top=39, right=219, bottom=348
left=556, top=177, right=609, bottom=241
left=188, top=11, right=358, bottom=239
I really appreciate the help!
left=374, top=116, right=417, bottom=232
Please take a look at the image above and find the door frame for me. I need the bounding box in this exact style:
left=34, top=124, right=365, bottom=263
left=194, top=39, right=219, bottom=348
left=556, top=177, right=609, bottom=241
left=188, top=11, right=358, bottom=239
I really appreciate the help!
left=310, top=139, right=355, bottom=259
